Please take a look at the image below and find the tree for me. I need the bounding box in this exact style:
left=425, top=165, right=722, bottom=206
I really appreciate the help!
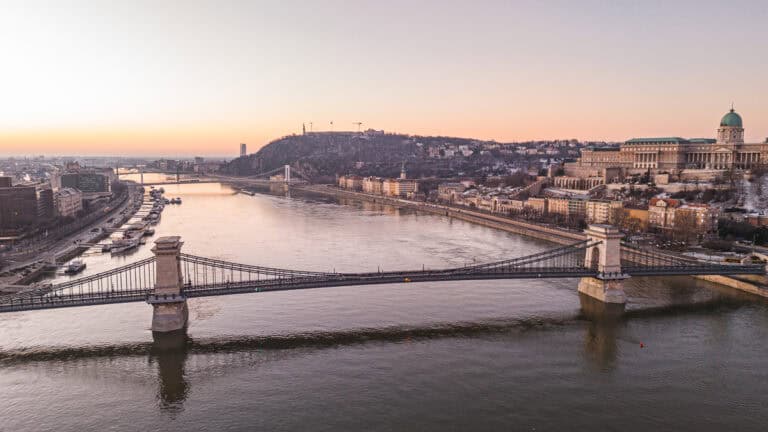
left=611, top=208, right=629, bottom=230
left=673, top=210, right=698, bottom=242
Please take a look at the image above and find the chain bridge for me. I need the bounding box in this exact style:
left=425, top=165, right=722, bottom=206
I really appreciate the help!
left=0, top=225, right=763, bottom=332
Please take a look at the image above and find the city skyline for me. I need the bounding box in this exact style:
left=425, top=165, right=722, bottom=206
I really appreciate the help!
left=1, top=0, right=767, bottom=156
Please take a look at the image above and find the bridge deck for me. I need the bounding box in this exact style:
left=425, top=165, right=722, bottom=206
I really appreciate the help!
left=0, top=240, right=764, bottom=313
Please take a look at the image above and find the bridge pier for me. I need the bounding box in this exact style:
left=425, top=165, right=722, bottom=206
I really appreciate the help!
left=577, top=225, right=629, bottom=305
left=148, top=236, right=188, bottom=333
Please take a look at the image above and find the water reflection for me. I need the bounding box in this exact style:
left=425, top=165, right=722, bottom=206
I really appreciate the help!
left=150, top=331, right=190, bottom=413
left=579, top=294, right=625, bottom=370
left=0, top=295, right=761, bottom=420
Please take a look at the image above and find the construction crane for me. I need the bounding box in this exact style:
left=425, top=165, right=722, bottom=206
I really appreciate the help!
left=353, top=122, right=363, bottom=132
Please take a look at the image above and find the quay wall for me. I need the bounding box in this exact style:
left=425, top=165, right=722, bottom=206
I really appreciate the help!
left=292, top=184, right=768, bottom=300
left=294, top=185, right=585, bottom=245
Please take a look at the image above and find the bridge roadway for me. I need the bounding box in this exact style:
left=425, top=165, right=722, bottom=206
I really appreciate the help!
left=0, top=259, right=763, bottom=314
left=1, top=230, right=766, bottom=318
left=139, top=176, right=307, bottom=187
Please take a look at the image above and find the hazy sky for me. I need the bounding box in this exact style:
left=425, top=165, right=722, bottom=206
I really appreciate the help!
left=1, top=0, right=767, bottom=156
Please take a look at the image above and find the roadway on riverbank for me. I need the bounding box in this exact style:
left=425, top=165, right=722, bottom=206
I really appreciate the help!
left=290, top=184, right=768, bottom=299
left=0, top=183, right=145, bottom=286
left=293, top=184, right=586, bottom=245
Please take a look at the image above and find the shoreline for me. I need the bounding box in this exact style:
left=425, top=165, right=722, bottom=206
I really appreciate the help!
left=294, top=184, right=585, bottom=245
left=0, top=182, right=145, bottom=291
left=290, top=184, right=768, bottom=300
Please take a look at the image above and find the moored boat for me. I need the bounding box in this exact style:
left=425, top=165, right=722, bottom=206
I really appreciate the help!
left=64, top=260, right=87, bottom=275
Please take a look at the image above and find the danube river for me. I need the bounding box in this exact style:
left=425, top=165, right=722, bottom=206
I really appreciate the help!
left=1, top=179, right=767, bottom=431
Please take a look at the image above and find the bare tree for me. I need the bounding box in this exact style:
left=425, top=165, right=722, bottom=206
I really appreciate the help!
left=673, top=210, right=698, bottom=242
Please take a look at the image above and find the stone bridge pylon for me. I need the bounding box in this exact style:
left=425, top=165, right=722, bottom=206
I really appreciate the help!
left=148, top=236, right=188, bottom=333
left=578, top=225, right=628, bottom=304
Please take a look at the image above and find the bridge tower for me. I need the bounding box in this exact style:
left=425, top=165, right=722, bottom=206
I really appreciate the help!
left=577, top=225, right=628, bottom=304
left=148, top=236, right=188, bottom=333
left=284, top=164, right=291, bottom=183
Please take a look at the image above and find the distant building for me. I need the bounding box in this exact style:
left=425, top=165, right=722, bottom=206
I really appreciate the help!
left=240, top=143, right=247, bottom=157
left=547, top=197, right=570, bottom=217
left=345, top=176, right=363, bottom=191
left=393, top=179, right=418, bottom=197
left=747, top=213, right=768, bottom=227
left=648, top=198, right=680, bottom=229
left=566, top=108, right=767, bottom=179
left=525, top=197, right=547, bottom=215
left=553, top=176, right=604, bottom=190
left=675, top=203, right=719, bottom=233
left=0, top=176, right=11, bottom=188
left=437, top=183, right=466, bottom=203
left=648, top=199, right=717, bottom=233
left=0, top=180, right=38, bottom=232
left=362, top=177, right=384, bottom=195
left=61, top=172, right=110, bottom=194
left=56, top=188, right=83, bottom=218
left=337, top=175, right=363, bottom=191
left=585, top=200, right=623, bottom=224
left=36, top=186, right=55, bottom=222
left=508, top=199, right=525, bottom=213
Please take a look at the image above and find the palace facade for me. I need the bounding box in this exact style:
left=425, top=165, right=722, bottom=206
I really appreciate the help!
left=565, top=108, right=768, bottom=179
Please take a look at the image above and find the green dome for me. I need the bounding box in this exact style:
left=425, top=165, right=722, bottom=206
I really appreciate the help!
left=720, top=109, right=743, bottom=128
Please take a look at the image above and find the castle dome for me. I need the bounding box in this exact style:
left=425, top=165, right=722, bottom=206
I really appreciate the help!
left=720, top=108, right=743, bottom=128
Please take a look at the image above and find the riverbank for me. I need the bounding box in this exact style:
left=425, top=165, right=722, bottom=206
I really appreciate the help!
left=0, top=182, right=145, bottom=290
left=292, top=184, right=768, bottom=299
left=295, top=184, right=585, bottom=245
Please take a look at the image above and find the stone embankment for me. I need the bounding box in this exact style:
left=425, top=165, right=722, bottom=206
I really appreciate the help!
left=293, top=184, right=768, bottom=299
left=295, top=185, right=585, bottom=245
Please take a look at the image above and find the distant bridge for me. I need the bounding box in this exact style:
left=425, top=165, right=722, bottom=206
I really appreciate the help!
left=0, top=226, right=763, bottom=331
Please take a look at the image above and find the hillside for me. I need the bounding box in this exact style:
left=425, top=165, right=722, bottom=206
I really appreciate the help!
left=221, top=132, right=491, bottom=181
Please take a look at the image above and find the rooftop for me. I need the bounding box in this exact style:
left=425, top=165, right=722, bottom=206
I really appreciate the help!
left=626, top=137, right=688, bottom=144
left=720, top=108, right=743, bottom=128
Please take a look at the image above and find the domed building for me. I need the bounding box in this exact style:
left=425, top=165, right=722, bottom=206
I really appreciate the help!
left=566, top=107, right=768, bottom=181
left=717, top=108, right=744, bottom=144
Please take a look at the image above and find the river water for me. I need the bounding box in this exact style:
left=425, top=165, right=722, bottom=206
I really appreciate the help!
left=1, top=177, right=767, bottom=431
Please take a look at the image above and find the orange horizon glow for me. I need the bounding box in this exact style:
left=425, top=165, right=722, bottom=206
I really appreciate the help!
left=1, top=1, right=767, bottom=157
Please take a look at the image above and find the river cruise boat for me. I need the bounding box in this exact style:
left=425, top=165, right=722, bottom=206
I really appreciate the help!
left=110, top=239, right=139, bottom=255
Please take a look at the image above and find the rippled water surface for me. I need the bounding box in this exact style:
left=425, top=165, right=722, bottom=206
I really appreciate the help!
left=1, top=179, right=767, bottom=431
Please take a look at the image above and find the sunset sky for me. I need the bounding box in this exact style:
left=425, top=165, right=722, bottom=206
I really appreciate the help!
left=1, top=0, right=767, bottom=157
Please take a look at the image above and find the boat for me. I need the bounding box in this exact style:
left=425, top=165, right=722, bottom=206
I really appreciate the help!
left=64, top=260, right=86, bottom=275
left=110, top=239, right=139, bottom=255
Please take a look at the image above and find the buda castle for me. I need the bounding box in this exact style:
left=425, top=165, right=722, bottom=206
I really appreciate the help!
left=565, top=108, right=768, bottom=181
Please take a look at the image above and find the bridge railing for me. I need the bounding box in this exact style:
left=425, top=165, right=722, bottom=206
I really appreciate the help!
left=620, top=242, right=765, bottom=275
